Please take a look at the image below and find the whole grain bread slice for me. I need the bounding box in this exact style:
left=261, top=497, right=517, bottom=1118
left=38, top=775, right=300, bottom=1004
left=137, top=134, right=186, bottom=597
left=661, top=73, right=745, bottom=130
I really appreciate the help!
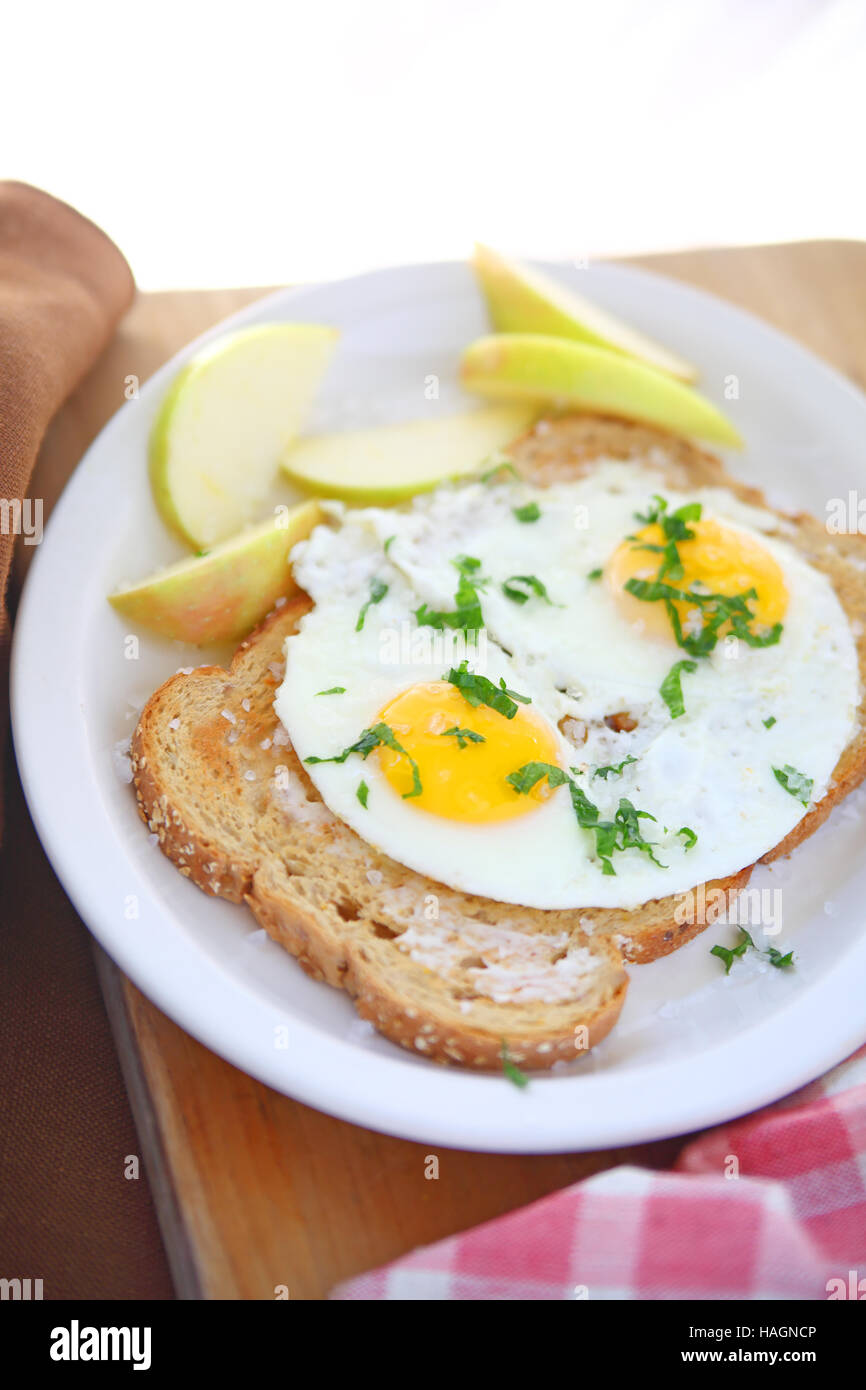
left=133, top=595, right=627, bottom=1070
left=132, top=415, right=866, bottom=1068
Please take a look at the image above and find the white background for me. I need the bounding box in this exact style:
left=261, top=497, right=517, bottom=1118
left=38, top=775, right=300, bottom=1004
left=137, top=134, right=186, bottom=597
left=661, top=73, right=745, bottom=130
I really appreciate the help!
left=4, top=0, right=865, bottom=287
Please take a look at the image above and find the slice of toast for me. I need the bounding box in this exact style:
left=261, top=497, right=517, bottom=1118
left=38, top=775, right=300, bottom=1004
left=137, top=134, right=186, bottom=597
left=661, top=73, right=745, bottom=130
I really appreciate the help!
left=132, top=416, right=866, bottom=1068
left=133, top=596, right=627, bottom=1069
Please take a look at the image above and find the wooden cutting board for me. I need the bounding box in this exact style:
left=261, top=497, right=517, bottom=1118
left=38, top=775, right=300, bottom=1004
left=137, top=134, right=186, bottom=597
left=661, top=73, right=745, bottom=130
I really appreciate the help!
left=23, top=241, right=866, bottom=1300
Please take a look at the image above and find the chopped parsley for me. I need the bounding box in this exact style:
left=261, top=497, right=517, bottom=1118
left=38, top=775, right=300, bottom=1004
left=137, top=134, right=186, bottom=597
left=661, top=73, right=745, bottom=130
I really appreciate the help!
left=480, top=457, right=519, bottom=483
left=356, top=780, right=369, bottom=808
left=416, top=554, right=487, bottom=633
left=773, top=764, right=813, bottom=806
left=612, top=798, right=665, bottom=869
left=506, top=761, right=570, bottom=795
left=444, top=660, right=531, bottom=719
left=712, top=928, right=795, bottom=974
left=383, top=535, right=395, bottom=555
left=630, top=495, right=701, bottom=583
left=593, top=754, right=638, bottom=780
left=306, top=721, right=422, bottom=799
left=501, top=1041, right=529, bottom=1089
left=625, top=577, right=783, bottom=659
left=621, top=497, right=784, bottom=718
left=587, top=568, right=603, bottom=581
left=763, top=716, right=777, bottom=729
left=355, top=578, right=388, bottom=632
left=306, top=727, right=379, bottom=763
left=315, top=686, right=346, bottom=696
left=440, top=725, right=486, bottom=749
left=502, top=574, right=553, bottom=606
left=513, top=501, right=541, bottom=523
left=710, top=936, right=750, bottom=974
left=677, top=825, right=698, bottom=850
left=506, top=762, right=664, bottom=875
left=767, top=946, right=795, bottom=969
left=660, top=659, right=698, bottom=719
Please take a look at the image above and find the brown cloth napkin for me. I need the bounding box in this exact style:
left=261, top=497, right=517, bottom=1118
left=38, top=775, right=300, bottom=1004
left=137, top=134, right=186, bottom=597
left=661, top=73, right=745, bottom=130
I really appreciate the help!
left=0, top=182, right=134, bottom=830
left=0, top=183, right=173, bottom=1297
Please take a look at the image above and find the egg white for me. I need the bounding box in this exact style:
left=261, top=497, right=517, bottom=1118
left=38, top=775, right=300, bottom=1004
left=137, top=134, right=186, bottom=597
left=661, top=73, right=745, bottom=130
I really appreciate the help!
left=274, top=461, right=860, bottom=910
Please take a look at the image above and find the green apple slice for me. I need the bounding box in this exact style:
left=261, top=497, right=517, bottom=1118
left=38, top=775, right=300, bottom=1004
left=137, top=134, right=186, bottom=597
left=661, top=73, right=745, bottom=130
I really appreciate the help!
left=149, top=323, right=338, bottom=549
left=460, top=334, right=742, bottom=448
left=280, top=405, right=535, bottom=503
left=108, top=500, right=323, bottom=645
left=473, top=243, right=698, bottom=384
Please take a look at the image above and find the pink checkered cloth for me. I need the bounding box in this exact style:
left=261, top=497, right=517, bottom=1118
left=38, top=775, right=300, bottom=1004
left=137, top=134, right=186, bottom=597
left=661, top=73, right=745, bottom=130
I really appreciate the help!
left=331, top=1046, right=866, bottom=1300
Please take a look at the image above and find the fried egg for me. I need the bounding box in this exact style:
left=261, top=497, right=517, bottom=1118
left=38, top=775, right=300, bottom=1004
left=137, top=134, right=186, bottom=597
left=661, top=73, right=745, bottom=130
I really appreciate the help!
left=274, top=460, right=859, bottom=910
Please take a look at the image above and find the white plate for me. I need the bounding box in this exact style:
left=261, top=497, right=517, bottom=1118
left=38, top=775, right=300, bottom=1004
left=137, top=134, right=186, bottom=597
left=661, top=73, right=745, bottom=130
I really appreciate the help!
left=12, top=260, right=866, bottom=1153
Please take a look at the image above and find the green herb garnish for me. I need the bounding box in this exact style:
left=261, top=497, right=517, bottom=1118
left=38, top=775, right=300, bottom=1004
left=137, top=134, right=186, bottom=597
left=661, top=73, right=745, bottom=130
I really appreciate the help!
left=505, top=761, right=570, bottom=795
left=506, top=763, right=664, bottom=875
left=625, top=577, right=783, bottom=659
left=440, top=725, right=486, bottom=749
left=624, top=496, right=783, bottom=677
left=306, top=721, right=422, bottom=799
left=416, top=554, right=487, bottom=633
left=444, top=660, right=531, bottom=719
left=630, top=496, right=701, bottom=583
left=660, top=659, right=698, bottom=719
left=355, top=578, right=388, bottom=632
left=587, top=568, right=603, bottom=581
left=316, top=686, right=346, bottom=696
left=766, top=946, right=794, bottom=969
left=763, top=716, right=777, bottom=729
left=773, top=764, right=813, bottom=806
left=307, top=728, right=381, bottom=763
left=640, top=581, right=780, bottom=654
left=502, top=574, right=553, bottom=606
left=711, top=937, right=751, bottom=974
left=635, top=495, right=701, bottom=535
left=712, top=927, right=794, bottom=974
left=356, top=780, right=369, bottom=808
left=677, top=826, right=697, bottom=850
left=593, top=755, right=637, bottom=780
left=613, top=798, right=664, bottom=868
left=513, top=501, right=541, bottom=523
left=480, top=457, right=519, bottom=483
left=501, top=1041, right=529, bottom=1089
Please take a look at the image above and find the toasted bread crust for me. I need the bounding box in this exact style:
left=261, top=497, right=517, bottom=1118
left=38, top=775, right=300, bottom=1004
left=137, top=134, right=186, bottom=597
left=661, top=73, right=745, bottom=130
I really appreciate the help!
left=132, top=598, right=628, bottom=1070
left=132, top=415, right=866, bottom=1067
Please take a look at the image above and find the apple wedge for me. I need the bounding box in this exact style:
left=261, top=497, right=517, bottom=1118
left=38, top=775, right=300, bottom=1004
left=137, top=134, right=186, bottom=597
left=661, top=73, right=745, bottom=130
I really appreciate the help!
left=108, top=500, right=323, bottom=645
left=473, top=243, right=698, bottom=384
left=460, top=334, right=742, bottom=449
left=280, top=405, right=535, bottom=503
left=149, top=323, right=338, bottom=549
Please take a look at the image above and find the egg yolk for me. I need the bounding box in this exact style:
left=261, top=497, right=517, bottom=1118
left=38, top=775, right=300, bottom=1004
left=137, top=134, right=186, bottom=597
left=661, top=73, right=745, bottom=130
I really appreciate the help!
left=605, top=517, right=789, bottom=641
left=376, top=681, right=560, bottom=823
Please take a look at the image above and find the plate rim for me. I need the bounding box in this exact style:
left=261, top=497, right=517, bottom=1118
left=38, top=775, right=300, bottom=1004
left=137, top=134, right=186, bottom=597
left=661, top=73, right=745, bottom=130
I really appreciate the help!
left=11, top=256, right=866, bottom=1153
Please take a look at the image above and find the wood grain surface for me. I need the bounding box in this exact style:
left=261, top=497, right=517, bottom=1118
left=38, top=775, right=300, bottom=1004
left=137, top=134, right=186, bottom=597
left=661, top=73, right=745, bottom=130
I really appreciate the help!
left=19, top=241, right=866, bottom=1300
